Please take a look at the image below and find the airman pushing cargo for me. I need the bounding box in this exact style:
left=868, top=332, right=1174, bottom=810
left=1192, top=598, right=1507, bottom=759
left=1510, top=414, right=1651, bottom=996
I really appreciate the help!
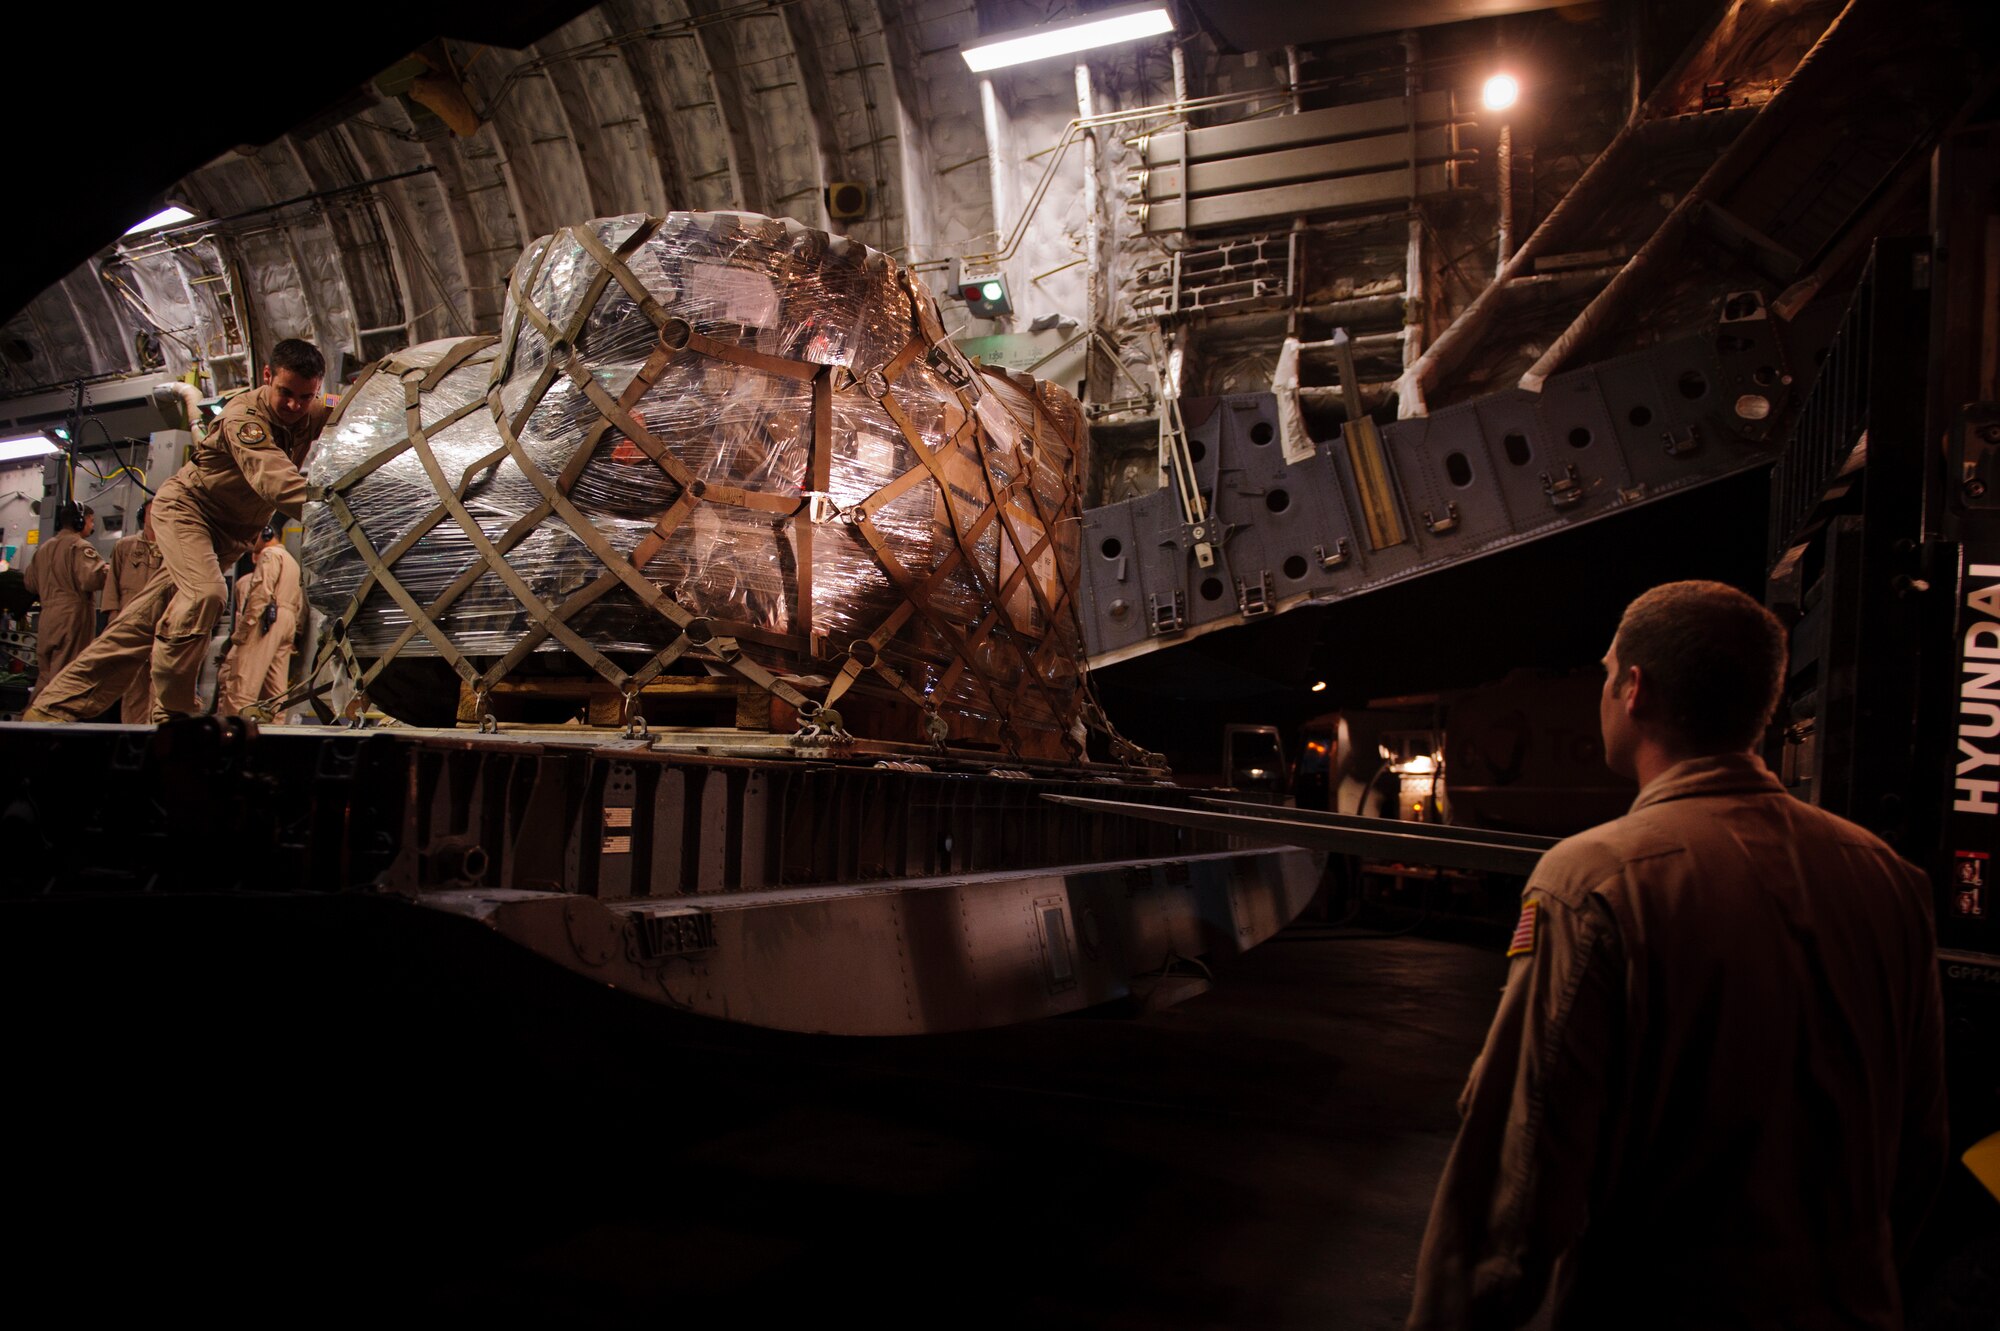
left=25, top=339, right=329, bottom=723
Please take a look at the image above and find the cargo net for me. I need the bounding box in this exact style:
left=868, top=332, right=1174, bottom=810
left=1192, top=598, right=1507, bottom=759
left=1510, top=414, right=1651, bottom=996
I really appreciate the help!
left=301, top=212, right=1126, bottom=761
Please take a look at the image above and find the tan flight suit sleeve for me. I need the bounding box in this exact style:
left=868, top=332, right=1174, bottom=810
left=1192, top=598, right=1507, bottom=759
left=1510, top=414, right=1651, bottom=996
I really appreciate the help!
left=102, top=543, right=133, bottom=614
left=69, top=536, right=109, bottom=595
left=225, top=416, right=310, bottom=522
left=1408, top=873, right=1625, bottom=1331
left=101, top=546, right=124, bottom=614
left=22, top=553, right=40, bottom=598
left=1892, top=867, right=1949, bottom=1264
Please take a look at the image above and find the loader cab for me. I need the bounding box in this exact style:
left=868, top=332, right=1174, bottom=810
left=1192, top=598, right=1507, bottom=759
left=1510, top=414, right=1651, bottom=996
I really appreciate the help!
left=1224, top=724, right=1288, bottom=802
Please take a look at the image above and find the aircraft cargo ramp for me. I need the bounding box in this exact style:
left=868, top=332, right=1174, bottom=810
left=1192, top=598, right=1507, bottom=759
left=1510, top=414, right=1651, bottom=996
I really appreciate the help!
left=1080, top=0, right=1997, bottom=669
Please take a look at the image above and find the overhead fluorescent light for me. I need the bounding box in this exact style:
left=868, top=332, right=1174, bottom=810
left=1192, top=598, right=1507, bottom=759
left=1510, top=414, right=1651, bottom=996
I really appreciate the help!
left=124, top=206, right=197, bottom=236
left=0, top=435, right=61, bottom=465
left=962, top=4, right=1175, bottom=74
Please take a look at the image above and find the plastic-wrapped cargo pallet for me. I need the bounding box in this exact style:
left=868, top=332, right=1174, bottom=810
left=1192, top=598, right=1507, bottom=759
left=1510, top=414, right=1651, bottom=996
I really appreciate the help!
left=301, top=212, right=1095, bottom=760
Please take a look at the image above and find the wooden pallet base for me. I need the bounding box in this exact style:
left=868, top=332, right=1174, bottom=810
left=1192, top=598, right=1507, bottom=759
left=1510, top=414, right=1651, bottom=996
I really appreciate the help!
left=457, top=675, right=772, bottom=730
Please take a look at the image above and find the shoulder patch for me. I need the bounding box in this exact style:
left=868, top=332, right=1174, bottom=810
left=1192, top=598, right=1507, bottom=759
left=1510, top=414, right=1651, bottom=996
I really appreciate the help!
left=236, top=420, right=267, bottom=444
left=1508, top=899, right=1539, bottom=958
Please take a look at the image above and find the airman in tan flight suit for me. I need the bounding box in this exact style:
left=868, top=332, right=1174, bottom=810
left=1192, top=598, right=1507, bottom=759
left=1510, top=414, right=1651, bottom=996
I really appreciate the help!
left=100, top=501, right=165, bottom=722
left=1408, top=581, right=1948, bottom=1331
left=25, top=339, right=329, bottom=723
left=23, top=503, right=107, bottom=702
left=215, top=524, right=304, bottom=720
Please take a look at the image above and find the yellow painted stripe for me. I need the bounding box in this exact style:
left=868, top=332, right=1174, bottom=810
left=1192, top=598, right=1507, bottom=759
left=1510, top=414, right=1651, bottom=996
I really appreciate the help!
left=1342, top=417, right=1408, bottom=550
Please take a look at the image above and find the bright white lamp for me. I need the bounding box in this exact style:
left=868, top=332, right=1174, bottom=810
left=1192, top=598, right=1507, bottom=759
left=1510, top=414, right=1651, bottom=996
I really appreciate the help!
left=1482, top=73, right=1520, bottom=112
left=962, top=4, right=1176, bottom=74
left=0, top=434, right=61, bottom=465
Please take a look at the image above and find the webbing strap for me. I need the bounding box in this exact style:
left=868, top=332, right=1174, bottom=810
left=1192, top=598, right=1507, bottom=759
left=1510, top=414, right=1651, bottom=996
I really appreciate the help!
left=331, top=394, right=492, bottom=492
left=333, top=234, right=619, bottom=681
left=399, top=375, right=636, bottom=689
left=795, top=367, right=832, bottom=652
left=486, top=388, right=692, bottom=636
left=683, top=326, right=821, bottom=384
left=327, top=489, right=482, bottom=687
left=325, top=228, right=646, bottom=704
left=821, top=599, right=918, bottom=710
left=420, top=334, right=502, bottom=392
left=848, top=512, right=1013, bottom=726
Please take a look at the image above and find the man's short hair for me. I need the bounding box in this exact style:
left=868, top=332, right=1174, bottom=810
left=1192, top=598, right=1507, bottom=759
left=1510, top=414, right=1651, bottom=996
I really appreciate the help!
left=268, top=338, right=325, bottom=381
left=53, top=503, right=90, bottom=532
left=136, top=501, right=149, bottom=524
left=1616, top=580, right=1788, bottom=753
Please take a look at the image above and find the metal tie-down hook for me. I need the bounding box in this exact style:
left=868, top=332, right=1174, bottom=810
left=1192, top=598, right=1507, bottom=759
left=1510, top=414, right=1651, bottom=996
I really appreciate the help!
left=923, top=706, right=950, bottom=751
left=793, top=699, right=850, bottom=741
left=620, top=686, right=649, bottom=739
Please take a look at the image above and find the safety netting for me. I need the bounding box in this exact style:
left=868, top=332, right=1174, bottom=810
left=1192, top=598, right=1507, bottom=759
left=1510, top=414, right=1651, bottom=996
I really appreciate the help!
left=301, top=211, right=1099, bottom=758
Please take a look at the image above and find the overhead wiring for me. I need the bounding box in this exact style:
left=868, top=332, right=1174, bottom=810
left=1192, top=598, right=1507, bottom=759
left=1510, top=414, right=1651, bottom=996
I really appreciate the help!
left=87, top=418, right=153, bottom=494
left=99, top=266, right=203, bottom=360
left=81, top=466, right=150, bottom=502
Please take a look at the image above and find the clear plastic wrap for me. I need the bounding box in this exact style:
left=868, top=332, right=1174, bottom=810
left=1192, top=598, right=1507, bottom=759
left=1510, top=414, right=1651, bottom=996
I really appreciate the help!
left=302, top=211, right=1089, bottom=755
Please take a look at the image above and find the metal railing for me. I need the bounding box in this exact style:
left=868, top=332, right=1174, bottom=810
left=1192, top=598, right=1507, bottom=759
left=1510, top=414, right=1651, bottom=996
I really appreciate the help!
left=1768, top=255, right=1878, bottom=565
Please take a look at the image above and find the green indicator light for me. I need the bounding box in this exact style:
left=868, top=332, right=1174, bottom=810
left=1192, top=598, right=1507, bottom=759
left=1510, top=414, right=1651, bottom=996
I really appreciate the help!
left=980, top=281, right=1004, bottom=302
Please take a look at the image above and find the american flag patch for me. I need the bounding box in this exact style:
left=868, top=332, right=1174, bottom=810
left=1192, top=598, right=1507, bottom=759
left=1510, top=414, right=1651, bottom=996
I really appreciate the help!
left=1508, top=900, right=1539, bottom=958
